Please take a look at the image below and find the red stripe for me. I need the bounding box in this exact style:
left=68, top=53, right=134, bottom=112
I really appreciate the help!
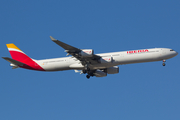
left=9, top=51, right=45, bottom=71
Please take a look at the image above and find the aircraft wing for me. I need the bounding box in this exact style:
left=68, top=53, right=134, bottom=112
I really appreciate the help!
left=50, top=36, right=81, bottom=52
left=50, top=36, right=101, bottom=65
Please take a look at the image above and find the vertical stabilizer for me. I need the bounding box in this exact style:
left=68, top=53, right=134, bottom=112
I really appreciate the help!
left=6, top=43, right=33, bottom=63
left=5, top=43, right=45, bottom=71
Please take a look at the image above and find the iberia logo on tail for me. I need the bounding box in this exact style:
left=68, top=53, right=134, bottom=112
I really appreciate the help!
left=6, top=43, right=45, bottom=71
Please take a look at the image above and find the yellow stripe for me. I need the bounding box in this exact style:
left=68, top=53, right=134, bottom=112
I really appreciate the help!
left=6, top=43, right=22, bottom=51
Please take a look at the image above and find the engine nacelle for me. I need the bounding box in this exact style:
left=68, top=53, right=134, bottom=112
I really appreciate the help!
left=106, top=66, right=119, bottom=74
left=93, top=69, right=107, bottom=77
left=80, top=49, right=94, bottom=57
left=99, top=57, right=113, bottom=63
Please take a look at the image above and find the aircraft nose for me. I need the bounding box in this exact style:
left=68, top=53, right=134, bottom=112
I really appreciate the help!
left=175, top=51, right=178, bottom=55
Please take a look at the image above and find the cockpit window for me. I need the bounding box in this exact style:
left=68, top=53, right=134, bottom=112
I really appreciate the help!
left=170, top=49, right=174, bottom=51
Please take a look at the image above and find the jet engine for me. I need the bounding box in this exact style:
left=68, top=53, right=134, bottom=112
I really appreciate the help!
left=80, top=49, right=94, bottom=57
left=106, top=66, right=119, bottom=74
left=99, top=57, right=113, bottom=63
left=93, top=69, right=107, bottom=77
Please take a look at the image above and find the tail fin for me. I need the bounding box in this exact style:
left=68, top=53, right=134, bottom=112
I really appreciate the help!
left=6, top=43, right=34, bottom=63
left=5, top=43, right=45, bottom=71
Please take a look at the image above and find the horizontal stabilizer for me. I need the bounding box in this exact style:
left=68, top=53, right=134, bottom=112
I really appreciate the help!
left=2, top=57, right=25, bottom=67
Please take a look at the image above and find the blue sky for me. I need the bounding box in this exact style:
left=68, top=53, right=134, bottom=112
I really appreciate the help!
left=0, top=0, right=180, bottom=120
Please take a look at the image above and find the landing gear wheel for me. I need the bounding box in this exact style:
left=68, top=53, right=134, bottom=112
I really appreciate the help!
left=162, top=60, right=166, bottom=66
left=162, top=63, right=166, bottom=66
left=86, top=75, right=90, bottom=79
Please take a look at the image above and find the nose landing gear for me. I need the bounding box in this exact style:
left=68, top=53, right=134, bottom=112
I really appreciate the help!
left=162, top=60, right=166, bottom=66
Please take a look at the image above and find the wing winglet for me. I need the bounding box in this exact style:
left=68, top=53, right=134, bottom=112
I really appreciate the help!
left=50, top=36, right=57, bottom=41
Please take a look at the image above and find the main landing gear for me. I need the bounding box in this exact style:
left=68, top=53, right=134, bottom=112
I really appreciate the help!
left=162, top=60, right=166, bottom=66
left=86, top=75, right=90, bottom=79
left=83, top=68, right=92, bottom=79
left=85, top=70, right=94, bottom=79
left=84, top=69, right=94, bottom=79
left=84, top=63, right=92, bottom=79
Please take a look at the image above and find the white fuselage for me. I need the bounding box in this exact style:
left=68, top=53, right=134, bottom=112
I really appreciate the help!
left=35, top=48, right=178, bottom=71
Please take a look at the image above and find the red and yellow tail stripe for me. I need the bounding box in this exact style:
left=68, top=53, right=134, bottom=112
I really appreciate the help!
left=6, top=43, right=45, bottom=71
left=7, top=43, right=23, bottom=51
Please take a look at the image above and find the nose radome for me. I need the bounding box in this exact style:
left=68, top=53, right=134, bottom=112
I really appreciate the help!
left=175, top=51, right=178, bottom=55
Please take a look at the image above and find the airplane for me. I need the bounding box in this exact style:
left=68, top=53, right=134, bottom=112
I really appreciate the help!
left=2, top=36, right=178, bottom=79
